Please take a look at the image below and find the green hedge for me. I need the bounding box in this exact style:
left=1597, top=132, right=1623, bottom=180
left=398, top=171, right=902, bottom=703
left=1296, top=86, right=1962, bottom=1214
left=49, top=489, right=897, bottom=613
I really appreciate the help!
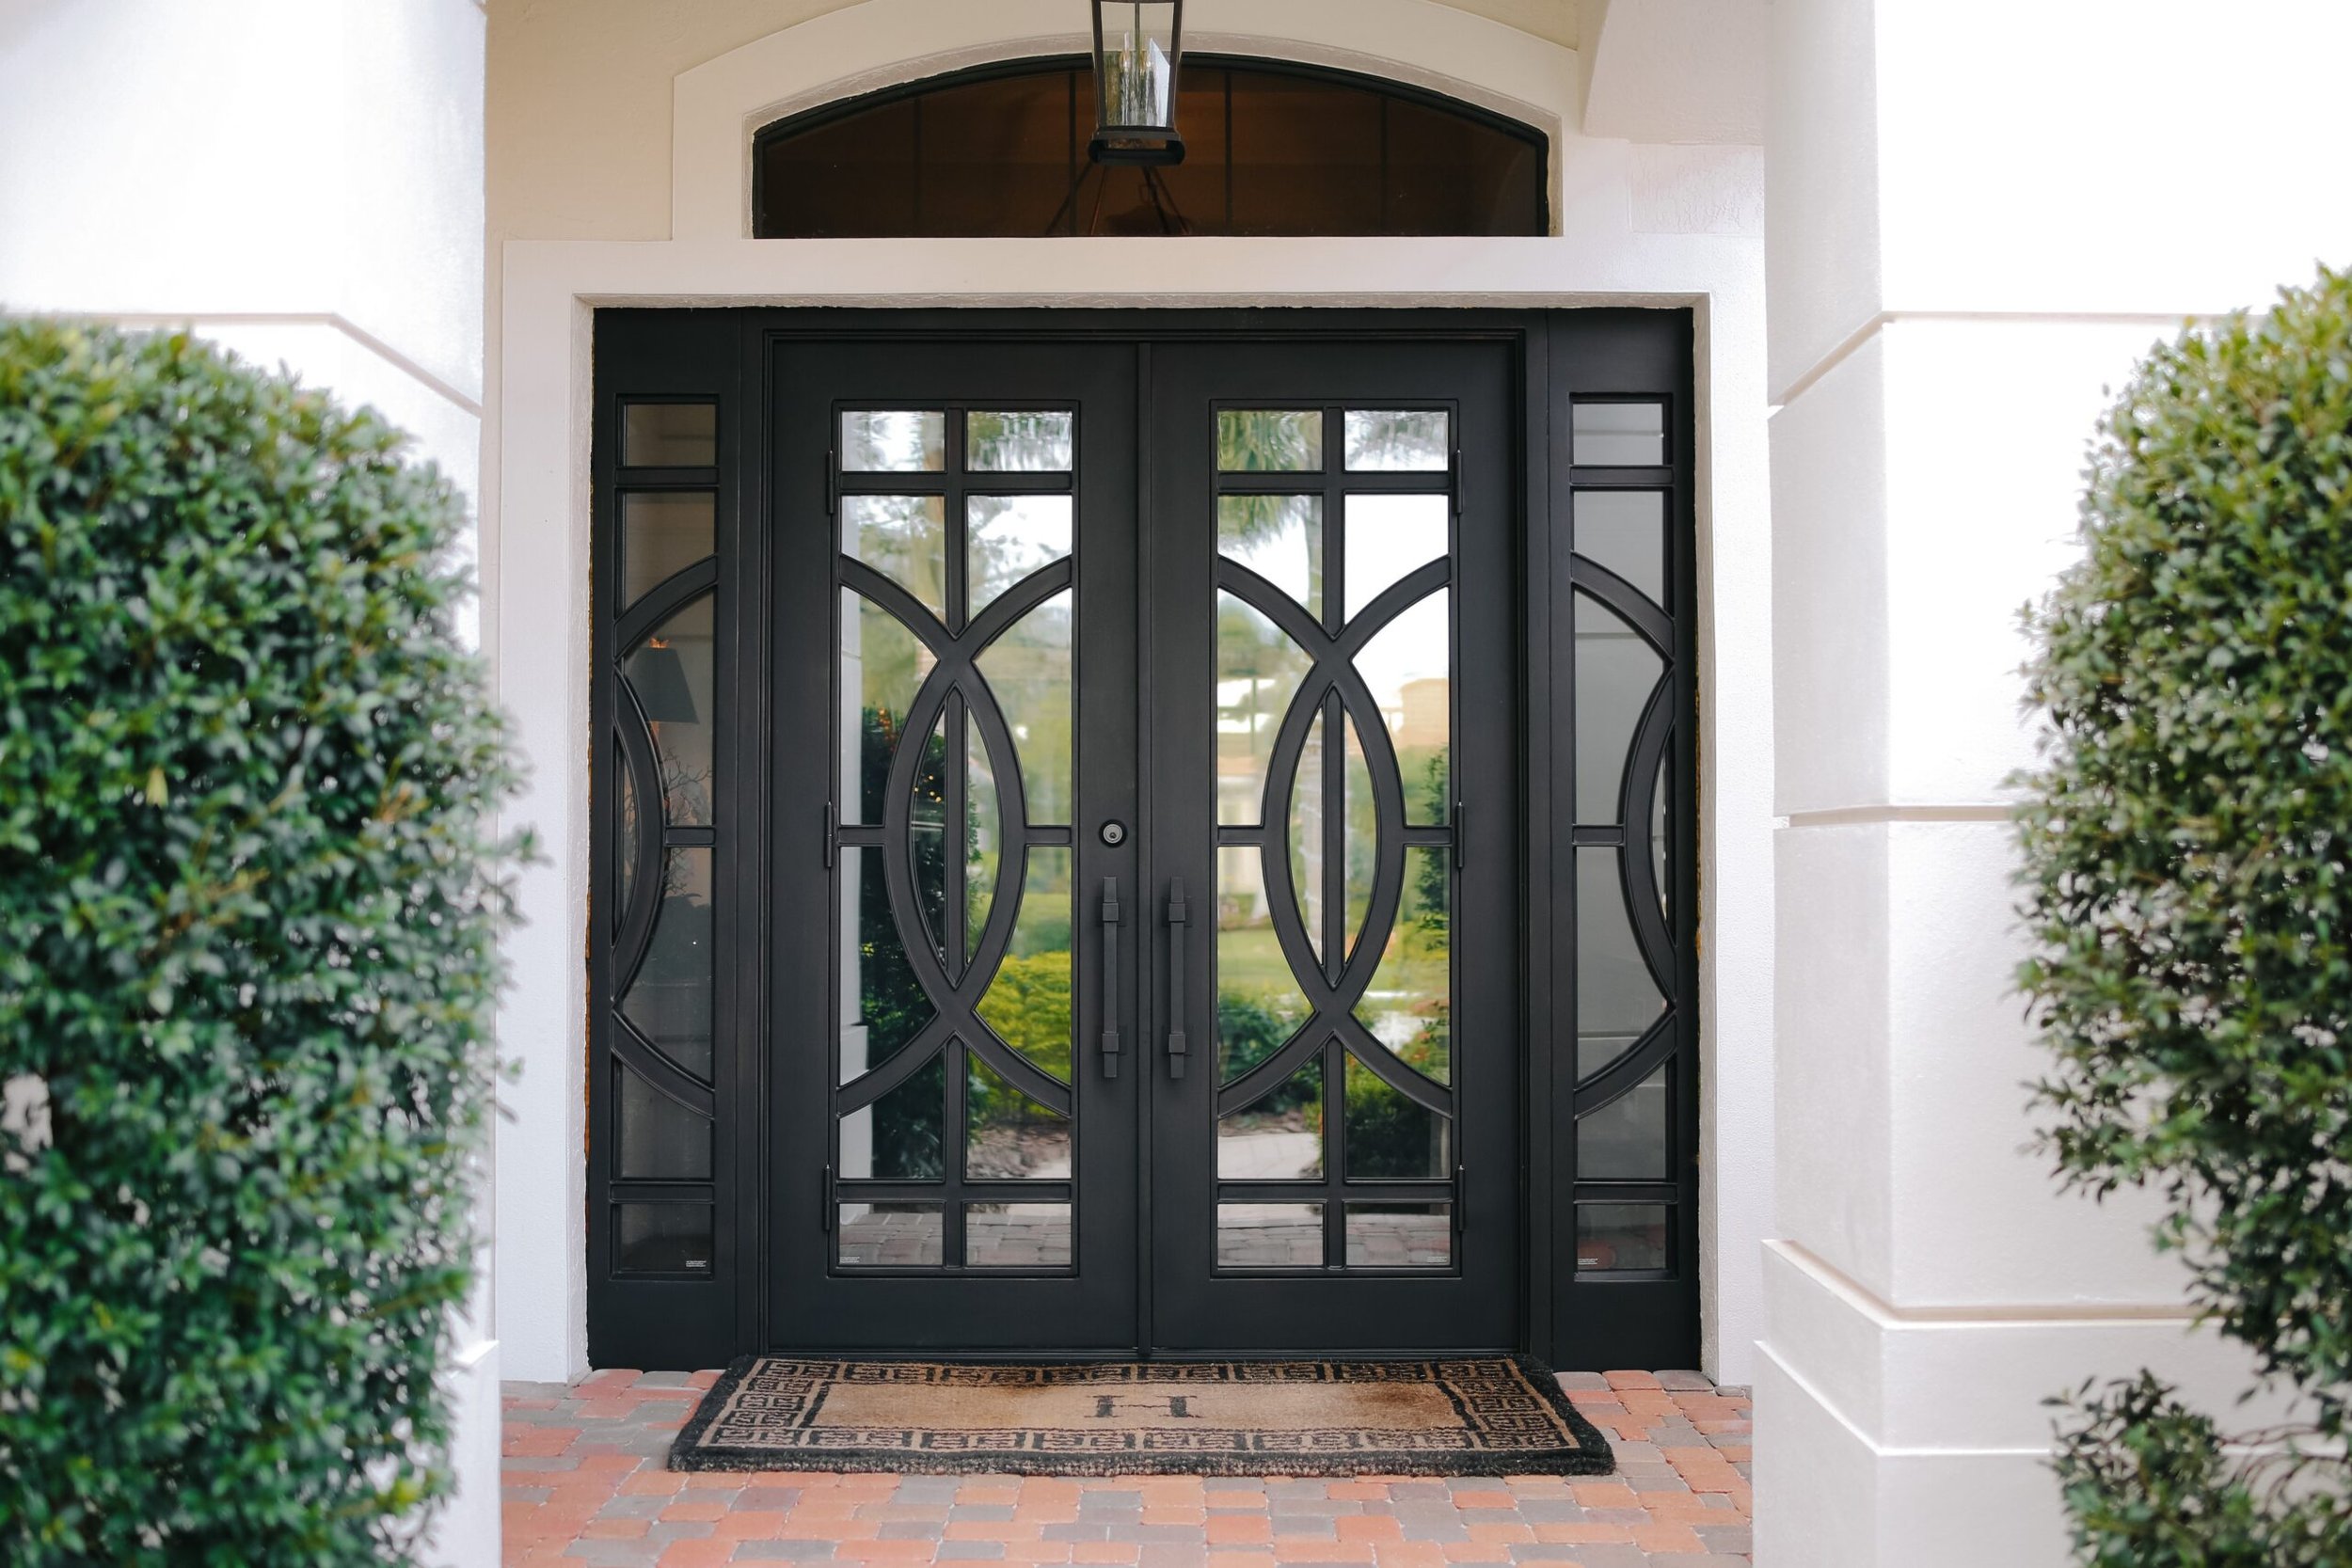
left=2016, top=266, right=2352, bottom=1563
left=0, top=321, right=520, bottom=1564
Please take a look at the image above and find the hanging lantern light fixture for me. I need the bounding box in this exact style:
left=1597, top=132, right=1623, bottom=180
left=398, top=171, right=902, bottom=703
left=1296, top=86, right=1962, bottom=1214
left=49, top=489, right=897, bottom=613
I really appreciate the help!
left=1089, top=1, right=1184, bottom=165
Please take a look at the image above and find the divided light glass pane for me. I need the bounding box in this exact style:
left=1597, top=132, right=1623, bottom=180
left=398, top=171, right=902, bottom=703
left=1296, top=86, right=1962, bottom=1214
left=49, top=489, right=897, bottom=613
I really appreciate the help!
left=1216, top=591, right=1312, bottom=827
left=968, top=494, right=1072, bottom=616
left=1216, top=1203, right=1324, bottom=1268
left=1353, top=590, right=1449, bottom=825
left=1343, top=409, right=1449, bottom=471
left=622, top=594, right=714, bottom=827
left=965, top=721, right=1000, bottom=962
left=977, top=589, right=1073, bottom=824
left=836, top=845, right=934, bottom=1085
left=1573, top=592, right=1661, bottom=825
left=965, top=410, right=1073, bottom=471
left=966, top=1204, right=1073, bottom=1268
left=839, top=589, right=935, bottom=824
left=1353, top=845, right=1450, bottom=1085
left=614, top=1203, right=713, bottom=1275
left=841, top=410, right=946, bottom=471
left=614, top=1063, right=711, bottom=1180
left=621, top=403, right=716, bottom=467
left=1345, top=1204, right=1452, bottom=1268
left=1214, top=847, right=1311, bottom=1085
left=838, top=1051, right=946, bottom=1181
left=1287, top=708, right=1329, bottom=966
left=1217, top=1049, right=1322, bottom=1180
left=1571, top=402, right=1666, bottom=467
left=1572, top=489, right=1666, bottom=606
left=1217, top=409, right=1323, bottom=471
left=617, top=491, right=714, bottom=610
left=843, top=495, right=947, bottom=617
left=965, top=1052, right=1071, bottom=1180
left=1575, top=846, right=1665, bottom=1080
left=1576, top=1203, right=1668, bottom=1272
left=977, top=847, right=1075, bottom=1084
left=1578, top=1062, right=1670, bottom=1180
left=1342, top=492, right=1446, bottom=620
left=616, top=847, right=714, bottom=1081
left=838, top=1205, right=944, bottom=1267
left=1217, top=494, right=1322, bottom=620
left=1342, top=1053, right=1450, bottom=1180
left=908, top=708, right=950, bottom=960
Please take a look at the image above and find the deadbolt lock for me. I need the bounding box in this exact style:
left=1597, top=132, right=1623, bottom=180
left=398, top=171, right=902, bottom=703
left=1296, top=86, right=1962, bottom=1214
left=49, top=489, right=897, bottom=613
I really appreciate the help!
left=1099, top=820, right=1128, bottom=847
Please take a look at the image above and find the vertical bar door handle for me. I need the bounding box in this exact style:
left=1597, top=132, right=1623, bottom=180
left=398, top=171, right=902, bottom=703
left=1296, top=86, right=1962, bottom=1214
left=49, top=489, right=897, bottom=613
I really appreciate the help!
left=1099, top=877, right=1122, bottom=1079
left=1165, top=878, right=1190, bottom=1079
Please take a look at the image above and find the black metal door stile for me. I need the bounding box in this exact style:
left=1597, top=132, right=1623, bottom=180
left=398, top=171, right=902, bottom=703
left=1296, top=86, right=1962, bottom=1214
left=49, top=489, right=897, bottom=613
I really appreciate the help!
left=587, top=309, right=1701, bottom=1370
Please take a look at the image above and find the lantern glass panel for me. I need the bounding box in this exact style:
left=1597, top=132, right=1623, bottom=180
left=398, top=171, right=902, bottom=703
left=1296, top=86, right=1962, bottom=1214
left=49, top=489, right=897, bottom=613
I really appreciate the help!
left=1095, top=2, right=1182, bottom=135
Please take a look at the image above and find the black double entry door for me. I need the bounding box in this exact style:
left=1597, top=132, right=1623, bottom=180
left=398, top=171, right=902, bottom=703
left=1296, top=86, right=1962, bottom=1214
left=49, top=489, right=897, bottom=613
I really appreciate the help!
left=769, top=335, right=1518, bottom=1354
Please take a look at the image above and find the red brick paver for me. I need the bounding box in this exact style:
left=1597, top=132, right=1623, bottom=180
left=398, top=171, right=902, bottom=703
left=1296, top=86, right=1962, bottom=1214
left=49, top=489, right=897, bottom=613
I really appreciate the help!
left=501, top=1370, right=1753, bottom=1566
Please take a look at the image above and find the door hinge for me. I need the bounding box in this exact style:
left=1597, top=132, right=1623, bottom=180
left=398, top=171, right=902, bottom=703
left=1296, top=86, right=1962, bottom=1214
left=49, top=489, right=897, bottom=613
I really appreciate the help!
left=1454, top=800, right=1468, bottom=869
left=1454, top=1162, right=1468, bottom=1236
left=822, top=800, right=836, bottom=868
left=820, top=1164, right=835, bottom=1231
left=1451, top=441, right=1464, bottom=517
left=825, top=446, right=838, bottom=515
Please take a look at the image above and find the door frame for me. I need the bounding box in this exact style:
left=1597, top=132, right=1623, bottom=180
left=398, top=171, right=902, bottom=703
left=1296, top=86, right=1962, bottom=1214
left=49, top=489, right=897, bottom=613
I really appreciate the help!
left=584, top=308, right=1700, bottom=1371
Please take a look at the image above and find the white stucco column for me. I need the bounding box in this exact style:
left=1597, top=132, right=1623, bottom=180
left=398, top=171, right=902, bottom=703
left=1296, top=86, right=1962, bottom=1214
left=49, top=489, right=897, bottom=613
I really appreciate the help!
left=0, top=4, right=496, bottom=1562
left=1756, top=2, right=2352, bottom=1564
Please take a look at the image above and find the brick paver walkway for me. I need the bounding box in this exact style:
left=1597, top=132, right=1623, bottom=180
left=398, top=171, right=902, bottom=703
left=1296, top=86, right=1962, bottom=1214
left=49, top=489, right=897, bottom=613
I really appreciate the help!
left=502, top=1370, right=1753, bottom=1566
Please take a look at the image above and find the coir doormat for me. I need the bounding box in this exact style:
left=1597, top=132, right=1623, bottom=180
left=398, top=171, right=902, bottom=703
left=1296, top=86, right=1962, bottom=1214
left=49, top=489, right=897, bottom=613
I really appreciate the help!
left=670, top=1356, right=1614, bottom=1477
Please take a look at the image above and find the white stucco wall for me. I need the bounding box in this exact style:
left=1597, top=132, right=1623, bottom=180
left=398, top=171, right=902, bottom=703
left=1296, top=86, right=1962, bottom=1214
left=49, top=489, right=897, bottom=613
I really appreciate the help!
left=0, top=3, right=495, bottom=1562
left=1756, top=1, right=2352, bottom=1563
left=484, top=0, right=1775, bottom=1392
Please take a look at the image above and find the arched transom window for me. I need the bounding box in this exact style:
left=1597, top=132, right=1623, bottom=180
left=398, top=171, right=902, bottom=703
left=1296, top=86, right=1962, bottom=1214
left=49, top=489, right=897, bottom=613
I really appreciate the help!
left=755, top=56, right=1548, bottom=238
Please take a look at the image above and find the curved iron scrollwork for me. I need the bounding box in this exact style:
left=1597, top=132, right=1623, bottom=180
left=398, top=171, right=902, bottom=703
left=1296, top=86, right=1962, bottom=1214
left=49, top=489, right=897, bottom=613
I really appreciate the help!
left=835, top=555, right=1076, bottom=1120
left=1213, top=554, right=1454, bottom=1123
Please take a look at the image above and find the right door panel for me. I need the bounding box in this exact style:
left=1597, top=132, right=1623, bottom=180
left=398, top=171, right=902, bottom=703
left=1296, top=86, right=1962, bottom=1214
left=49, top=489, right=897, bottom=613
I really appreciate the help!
left=1145, top=340, right=1521, bottom=1353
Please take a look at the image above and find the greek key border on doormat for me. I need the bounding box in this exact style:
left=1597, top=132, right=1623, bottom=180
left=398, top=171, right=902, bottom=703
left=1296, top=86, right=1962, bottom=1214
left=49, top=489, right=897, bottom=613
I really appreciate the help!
left=670, top=1356, right=1615, bottom=1477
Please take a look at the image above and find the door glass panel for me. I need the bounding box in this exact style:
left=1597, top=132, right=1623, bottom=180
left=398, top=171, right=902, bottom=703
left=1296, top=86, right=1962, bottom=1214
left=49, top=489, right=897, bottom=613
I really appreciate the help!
left=1576, top=1203, right=1669, bottom=1273
left=1216, top=591, right=1312, bottom=826
left=1343, top=1053, right=1450, bottom=1179
left=1574, top=489, right=1666, bottom=605
left=966, top=1051, right=1072, bottom=1180
left=966, top=411, right=1073, bottom=471
left=1217, top=494, right=1322, bottom=620
left=1343, top=410, right=1449, bottom=472
left=613, top=740, right=638, bottom=924
left=623, top=594, right=715, bottom=828
left=840, top=588, right=936, bottom=824
left=840, top=1052, right=946, bottom=1181
left=964, top=721, right=1001, bottom=961
left=1576, top=846, right=1664, bottom=1080
left=977, top=588, right=1073, bottom=824
left=966, top=1204, right=1073, bottom=1267
left=968, top=494, right=1072, bottom=616
left=1217, top=1050, right=1323, bottom=1179
left=844, top=494, right=948, bottom=616
left=1353, top=846, right=1450, bottom=1085
left=977, top=847, right=1074, bottom=1083
left=1651, top=757, right=1670, bottom=923
left=1575, top=592, right=1662, bottom=825
left=841, top=409, right=946, bottom=471
left=837, top=845, right=933, bottom=1085
left=908, top=707, right=950, bottom=960
left=614, top=1063, right=711, bottom=1180
left=1287, top=707, right=1330, bottom=966
left=1340, top=707, right=1376, bottom=964
left=1216, top=847, right=1311, bottom=1082
left=617, top=491, right=713, bottom=609
left=1217, top=1204, right=1324, bottom=1268
left=838, top=1205, right=945, bottom=1267
left=1571, top=401, right=1666, bottom=467
left=1354, top=590, right=1450, bottom=824
left=614, top=1203, right=713, bottom=1275
left=1343, top=493, right=1446, bottom=620
left=621, top=403, right=716, bottom=468
left=1217, top=409, right=1323, bottom=471
left=617, top=847, right=713, bottom=1080
left=1345, top=1204, right=1451, bottom=1268
left=1579, top=1063, right=1669, bottom=1180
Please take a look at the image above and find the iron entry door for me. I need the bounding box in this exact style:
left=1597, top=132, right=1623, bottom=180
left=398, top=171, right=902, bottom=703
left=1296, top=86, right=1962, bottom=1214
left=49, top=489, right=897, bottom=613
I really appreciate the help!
left=1143, top=341, right=1521, bottom=1352
left=768, top=340, right=1144, bottom=1350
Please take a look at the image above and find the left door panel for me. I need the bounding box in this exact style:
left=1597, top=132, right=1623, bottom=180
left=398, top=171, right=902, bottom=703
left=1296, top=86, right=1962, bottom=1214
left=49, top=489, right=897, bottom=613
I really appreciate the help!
left=767, top=336, right=1142, bottom=1351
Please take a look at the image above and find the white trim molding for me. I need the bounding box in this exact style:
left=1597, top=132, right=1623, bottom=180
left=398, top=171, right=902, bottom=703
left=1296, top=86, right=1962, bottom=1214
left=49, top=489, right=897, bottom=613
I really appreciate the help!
left=670, top=0, right=1581, bottom=241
